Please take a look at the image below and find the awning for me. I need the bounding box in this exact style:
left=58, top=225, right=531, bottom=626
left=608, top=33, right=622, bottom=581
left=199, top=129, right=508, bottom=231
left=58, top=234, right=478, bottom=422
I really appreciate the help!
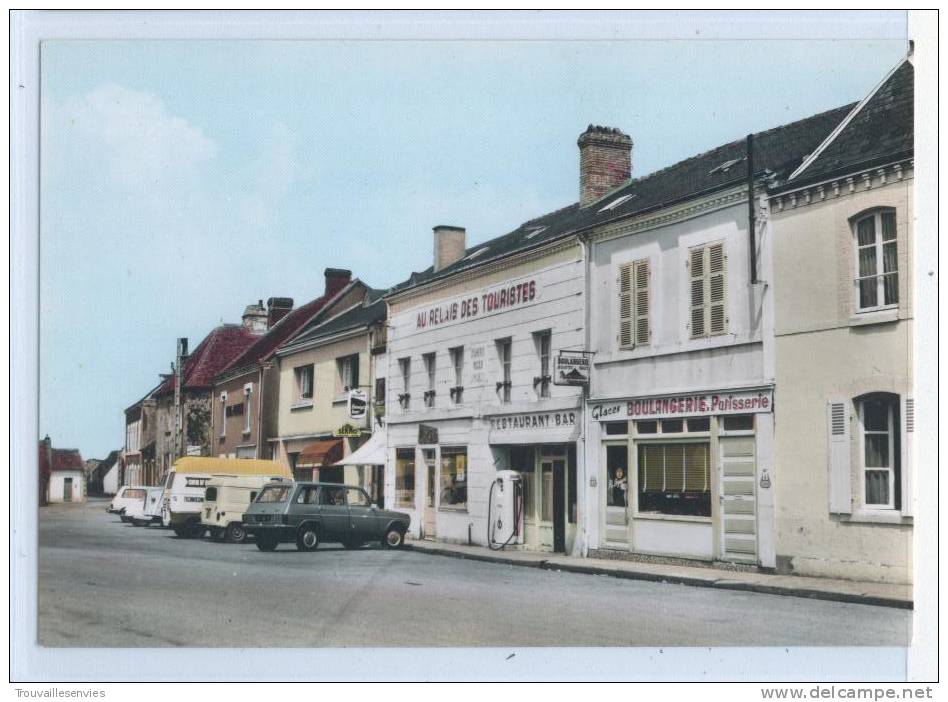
left=296, top=439, right=343, bottom=468
left=335, top=431, right=386, bottom=466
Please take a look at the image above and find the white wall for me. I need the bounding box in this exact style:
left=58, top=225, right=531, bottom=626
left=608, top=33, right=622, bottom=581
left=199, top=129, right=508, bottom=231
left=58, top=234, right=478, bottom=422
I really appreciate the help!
left=47, top=471, right=84, bottom=503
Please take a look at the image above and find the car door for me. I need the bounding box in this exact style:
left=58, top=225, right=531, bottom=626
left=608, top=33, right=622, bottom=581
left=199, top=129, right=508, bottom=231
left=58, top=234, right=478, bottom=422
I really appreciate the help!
left=318, top=486, right=350, bottom=541
left=346, top=487, right=378, bottom=541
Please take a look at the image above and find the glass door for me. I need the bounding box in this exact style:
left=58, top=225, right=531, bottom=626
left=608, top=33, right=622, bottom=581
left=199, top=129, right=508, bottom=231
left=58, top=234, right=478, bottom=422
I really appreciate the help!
left=422, top=448, right=437, bottom=539
left=604, top=443, right=630, bottom=547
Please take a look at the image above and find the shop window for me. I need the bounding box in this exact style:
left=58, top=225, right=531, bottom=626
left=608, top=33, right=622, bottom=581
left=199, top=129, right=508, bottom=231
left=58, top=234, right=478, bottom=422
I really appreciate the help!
left=294, top=365, right=314, bottom=401
left=533, top=330, right=552, bottom=398
left=440, top=447, right=468, bottom=511
left=635, top=420, right=658, bottom=434
left=618, top=259, right=650, bottom=348
left=853, top=209, right=898, bottom=312
left=604, top=421, right=628, bottom=436
left=637, top=442, right=711, bottom=517
left=395, top=448, right=415, bottom=507
left=722, top=415, right=754, bottom=432
left=606, top=444, right=629, bottom=507
left=689, top=241, right=727, bottom=338
left=857, top=393, right=900, bottom=509
left=423, top=352, right=436, bottom=407
left=496, top=338, right=512, bottom=403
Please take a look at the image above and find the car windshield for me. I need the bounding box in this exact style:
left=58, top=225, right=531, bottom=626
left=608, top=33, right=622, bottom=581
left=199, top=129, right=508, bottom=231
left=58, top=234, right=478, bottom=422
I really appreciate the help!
left=257, top=485, right=292, bottom=503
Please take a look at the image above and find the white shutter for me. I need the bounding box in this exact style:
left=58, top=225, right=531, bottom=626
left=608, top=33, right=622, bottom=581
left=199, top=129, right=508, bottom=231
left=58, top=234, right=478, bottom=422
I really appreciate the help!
left=900, top=395, right=914, bottom=517
left=827, top=399, right=852, bottom=514
left=618, top=263, right=633, bottom=348
left=633, top=259, right=650, bottom=346
left=708, top=242, right=727, bottom=335
left=689, top=247, right=706, bottom=338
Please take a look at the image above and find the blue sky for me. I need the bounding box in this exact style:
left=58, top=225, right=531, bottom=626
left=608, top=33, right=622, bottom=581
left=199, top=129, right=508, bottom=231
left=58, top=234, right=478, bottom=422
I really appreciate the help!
left=40, top=37, right=908, bottom=458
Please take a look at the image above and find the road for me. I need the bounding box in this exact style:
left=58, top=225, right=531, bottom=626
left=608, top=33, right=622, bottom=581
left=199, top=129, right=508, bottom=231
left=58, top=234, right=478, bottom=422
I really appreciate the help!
left=39, top=499, right=912, bottom=647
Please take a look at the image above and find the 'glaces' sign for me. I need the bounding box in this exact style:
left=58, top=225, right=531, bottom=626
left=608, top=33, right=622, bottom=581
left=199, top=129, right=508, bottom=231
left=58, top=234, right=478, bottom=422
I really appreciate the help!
left=415, top=279, right=538, bottom=330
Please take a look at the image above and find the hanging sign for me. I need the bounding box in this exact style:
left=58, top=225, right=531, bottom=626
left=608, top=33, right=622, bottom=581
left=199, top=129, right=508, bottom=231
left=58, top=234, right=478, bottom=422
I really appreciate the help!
left=554, top=351, right=591, bottom=386
left=348, top=389, right=368, bottom=423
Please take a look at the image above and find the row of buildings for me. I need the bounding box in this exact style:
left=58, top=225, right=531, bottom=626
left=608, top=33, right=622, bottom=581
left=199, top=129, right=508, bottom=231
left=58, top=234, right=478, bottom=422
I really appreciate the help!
left=121, top=57, right=914, bottom=584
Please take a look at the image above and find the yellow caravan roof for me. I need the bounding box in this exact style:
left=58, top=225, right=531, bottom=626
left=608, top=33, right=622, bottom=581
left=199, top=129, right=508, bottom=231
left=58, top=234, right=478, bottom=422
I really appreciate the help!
left=171, top=457, right=292, bottom=479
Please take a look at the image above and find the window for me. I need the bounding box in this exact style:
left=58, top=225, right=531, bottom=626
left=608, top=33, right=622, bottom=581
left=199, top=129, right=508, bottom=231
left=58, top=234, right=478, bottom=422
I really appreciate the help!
left=637, top=442, right=711, bottom=517
left=219, top=393, right=227, bottom=437
left=257, top=485, right=292, bottom=503
left=689, top=242, right=727, bottom=338
left=619, top=259, right=650, bottom=348
left=604, top=421, right=628, bottom=436
left=533, top=330, right=552, bottom=398
left=496, top=338, right=512, bottom=403
left=449, top=346, right=464, bottom=403
left=294, top=365, right=314, bottom=401
left=347, top=487, right=371, bottom=508
left=440, top=447, right=468, bottom=510
left=857, top=394, right=900, bottom=509
left=338, top=354, right=360, bottom=392
left=423, top=352, right=436, bottom=408
left=243, top=384, right=253, bottom=434
left=854, top=210, right=899, bottom=311
left=204, top=487, right=218, bottom=502
left=375, top=377, right=386, bottom=404
left=395, top=448, right=415, bottom=507
left=296, top=485, right=320, bottom=504
left=722, top=415, right=754, bottom=432
left=320, top=485, right=347, bottom=506
left=606, top=445, right=629, bottom=507
left=398, top=358, right=411, bottom=409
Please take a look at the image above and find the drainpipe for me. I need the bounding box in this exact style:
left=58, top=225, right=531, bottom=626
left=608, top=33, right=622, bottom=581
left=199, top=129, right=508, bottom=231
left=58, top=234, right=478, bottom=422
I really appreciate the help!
left=578, top=234, right=592, bottom=558
left=747, top=134, right=758, bottom=284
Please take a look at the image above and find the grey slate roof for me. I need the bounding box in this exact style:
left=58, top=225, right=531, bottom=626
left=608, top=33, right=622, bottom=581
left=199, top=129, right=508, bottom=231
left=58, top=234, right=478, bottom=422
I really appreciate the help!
left=787, top=60, right=913, bottom=187
left=282, top=289, right=387, bottom=351
left=388, top=101, right=857, bottom=297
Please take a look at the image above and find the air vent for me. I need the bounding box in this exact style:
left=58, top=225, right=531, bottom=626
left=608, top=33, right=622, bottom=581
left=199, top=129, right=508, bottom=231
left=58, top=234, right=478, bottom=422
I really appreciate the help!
left=905, top=398, right=914, bottom=432
left=830, top=403, right=846, bottom=435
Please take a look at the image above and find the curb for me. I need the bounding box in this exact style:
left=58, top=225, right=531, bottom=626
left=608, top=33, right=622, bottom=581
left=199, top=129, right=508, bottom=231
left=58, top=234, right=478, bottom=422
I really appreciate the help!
left=405, top=543, right=912, bottom=610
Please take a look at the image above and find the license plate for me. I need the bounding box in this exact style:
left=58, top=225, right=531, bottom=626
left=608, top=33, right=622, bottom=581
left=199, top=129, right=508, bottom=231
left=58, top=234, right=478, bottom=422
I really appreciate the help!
left=185, top=496, right=203, bottom=503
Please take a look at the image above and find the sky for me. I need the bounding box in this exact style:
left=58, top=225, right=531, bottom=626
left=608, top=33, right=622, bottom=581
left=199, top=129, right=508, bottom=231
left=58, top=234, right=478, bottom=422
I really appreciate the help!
left=39, top=34, right=908, bottom=459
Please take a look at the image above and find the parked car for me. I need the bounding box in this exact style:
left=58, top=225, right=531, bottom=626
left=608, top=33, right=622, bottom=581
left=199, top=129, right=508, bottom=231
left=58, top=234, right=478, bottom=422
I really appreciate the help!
left=126, top=487, right=164, bottom=526
left=201, top=475, right=290, bottom=543
left=164, top=457, right=292, bottom=538
left=130, top=472, right=172, bottom=527
left=243, top=481, right=410, bottom=552
left=107, top=486, right=149, bottom=521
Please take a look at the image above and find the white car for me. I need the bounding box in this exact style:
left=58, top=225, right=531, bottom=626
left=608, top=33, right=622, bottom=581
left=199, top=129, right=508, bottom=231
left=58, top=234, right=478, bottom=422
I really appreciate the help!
left=126, top=487, right=164, bottom=526
left=107, top=486, right=149, bottom=522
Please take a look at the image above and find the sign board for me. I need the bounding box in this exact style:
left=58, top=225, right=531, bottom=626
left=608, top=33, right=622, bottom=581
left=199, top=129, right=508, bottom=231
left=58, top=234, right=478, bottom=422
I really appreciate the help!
left=333, top=423, right=362, bottom=439
left=418, top=424, right=439, bottom=445
left=554, top=351, right=590, bottom=386
left=413, top=279, right=539, bottom=331
left=348, top=389, right=368, bottom=423
left=590, top=388, right=774, bottom=422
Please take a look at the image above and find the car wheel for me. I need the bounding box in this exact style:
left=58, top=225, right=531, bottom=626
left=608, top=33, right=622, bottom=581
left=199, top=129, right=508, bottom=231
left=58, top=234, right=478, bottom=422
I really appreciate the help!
left=383, top=527, right=405, bottom=549
left=172, top=525, right=187, bottom=538
left=226, top=522, right=247, bottom=544
left=296, top=525, right=320, bottom=552
left=256, top=536, right=278, bottom=552
left=131, top=519, right=144, bottom=527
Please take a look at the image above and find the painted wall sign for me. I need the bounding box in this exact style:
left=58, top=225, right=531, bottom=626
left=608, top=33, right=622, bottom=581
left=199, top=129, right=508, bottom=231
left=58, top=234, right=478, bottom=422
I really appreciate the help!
left=591, top=388, right=774, bottom=421
left=553, top=351, right=590, bottom=386
left=418, top=424, right=439, bottom=445
left=488, top=411, right=577, bottom=432
left=413, top=279, right=539, bottom=330
left=470, top=344, right=486, bottom=385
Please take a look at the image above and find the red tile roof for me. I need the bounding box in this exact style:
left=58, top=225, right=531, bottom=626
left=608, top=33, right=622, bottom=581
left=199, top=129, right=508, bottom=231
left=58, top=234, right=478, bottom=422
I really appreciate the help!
left=156, top=324, right=258, bottom=395
left=51, top=448, right=84, bottom=472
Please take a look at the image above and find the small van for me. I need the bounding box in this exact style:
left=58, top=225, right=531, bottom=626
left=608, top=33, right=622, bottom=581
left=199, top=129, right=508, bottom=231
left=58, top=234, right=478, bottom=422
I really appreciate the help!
left=127, top=487, right=165, bottom=526
left=164, top=457, right=292, bottom=538
left=108, top=486, right=149, bottom=521
left=130, top=471, right=173, bottom=527
left=201, top=475, right=290, bottom=543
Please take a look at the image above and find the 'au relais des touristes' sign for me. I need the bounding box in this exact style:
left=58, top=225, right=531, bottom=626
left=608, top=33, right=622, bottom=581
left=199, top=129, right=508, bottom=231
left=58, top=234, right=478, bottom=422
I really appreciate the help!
left=591, top=388, right=774, bottom=422
left=413, top=279, right=540, bottom=330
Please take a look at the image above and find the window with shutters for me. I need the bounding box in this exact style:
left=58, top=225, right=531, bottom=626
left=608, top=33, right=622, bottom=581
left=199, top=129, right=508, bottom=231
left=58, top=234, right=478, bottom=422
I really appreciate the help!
left=689, top=242, right=727, bottom=339
left=852, top=209, right=899, bottom=312
left=618, top=259, right=650, bottom=349
left=856, top=393, right=901, bottom=510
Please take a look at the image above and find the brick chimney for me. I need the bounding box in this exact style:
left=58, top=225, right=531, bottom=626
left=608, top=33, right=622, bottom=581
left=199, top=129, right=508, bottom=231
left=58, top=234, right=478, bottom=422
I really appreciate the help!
left=578, top=125, right=632, bottom=208
left=324, top=268, right=352, bottom=299
left=242, top=300, right=268, bottom=333
left=266, top=297, right=294, bottom=328
left=433, top=225, right=466, bottom=272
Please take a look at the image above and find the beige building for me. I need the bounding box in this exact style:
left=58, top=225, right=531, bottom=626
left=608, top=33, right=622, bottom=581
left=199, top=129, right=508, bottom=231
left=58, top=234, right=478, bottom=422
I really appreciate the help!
left=273, top=281, right=387, bottom=501
left=769, top=59, right=914, bottom=583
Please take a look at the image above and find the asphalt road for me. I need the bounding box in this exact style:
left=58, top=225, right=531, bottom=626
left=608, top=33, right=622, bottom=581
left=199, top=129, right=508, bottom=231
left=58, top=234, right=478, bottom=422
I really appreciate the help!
left=39, top=499, right=911, bottom=647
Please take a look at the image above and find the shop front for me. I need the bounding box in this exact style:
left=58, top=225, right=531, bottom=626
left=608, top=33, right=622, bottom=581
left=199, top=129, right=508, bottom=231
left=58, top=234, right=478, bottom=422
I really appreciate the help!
left=589, top=387, right=774, bottom=565
left=286, top=437, right=343, bottom=482
left=486, top=407, right=581, bottom=554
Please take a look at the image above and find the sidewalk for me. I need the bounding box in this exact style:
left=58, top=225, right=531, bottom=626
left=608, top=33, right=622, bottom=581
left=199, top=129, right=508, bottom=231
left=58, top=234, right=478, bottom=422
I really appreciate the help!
left=405, top=539, right=912, bottom=609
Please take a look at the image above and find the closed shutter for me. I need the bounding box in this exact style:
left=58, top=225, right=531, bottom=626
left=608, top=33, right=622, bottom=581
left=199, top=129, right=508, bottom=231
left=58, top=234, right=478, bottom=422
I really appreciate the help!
left=633, top=259, right=650, bottom=345
left=689, top=247, right=706, bottom=338
left=900, top=395, right=914, bottom=517
left=618, top=263, right=633, bottom=348
left=827, top=399, right=852, bottom=514
left=351, top=354, right=360, bottom=389
left=708, top=242, right=727, bottom=335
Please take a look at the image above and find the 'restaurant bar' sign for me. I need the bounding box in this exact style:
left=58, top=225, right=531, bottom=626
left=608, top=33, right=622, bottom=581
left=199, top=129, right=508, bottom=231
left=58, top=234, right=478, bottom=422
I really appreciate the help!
left=591, top=388, right=773, bottom=422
